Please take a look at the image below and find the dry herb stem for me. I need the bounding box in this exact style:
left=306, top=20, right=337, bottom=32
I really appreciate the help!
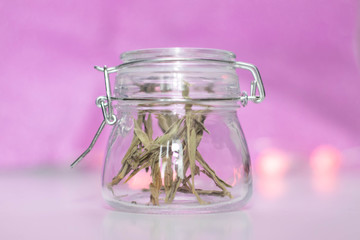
left=109, top=81, right=233, bottom=205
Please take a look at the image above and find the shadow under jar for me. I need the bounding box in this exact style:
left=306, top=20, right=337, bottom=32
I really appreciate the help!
left=76, top=48, right=265, bottom=214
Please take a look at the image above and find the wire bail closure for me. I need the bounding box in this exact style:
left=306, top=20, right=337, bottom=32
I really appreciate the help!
left=70, top=66, right=117, bottom=167
left=71, top=58, right=265, bottom=167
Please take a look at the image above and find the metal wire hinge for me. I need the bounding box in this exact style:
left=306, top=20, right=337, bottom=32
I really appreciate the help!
left=235, top=61, right=265, bottom=107
left=70, top=66, right=117, bottom=168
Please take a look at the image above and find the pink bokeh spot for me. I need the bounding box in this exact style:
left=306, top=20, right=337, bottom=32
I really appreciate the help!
left=310, top=145, right=341, bottom=175
left=256, top=148, right=290, bottom=178
left=255, top=148, right=289, bottom=198
left=310, top=145, right=341, bottom=193
left=127, top=171, right=152, bottom=190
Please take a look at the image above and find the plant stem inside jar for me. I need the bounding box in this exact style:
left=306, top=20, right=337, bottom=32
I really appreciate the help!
left=108, top=82, right=233, bottom=206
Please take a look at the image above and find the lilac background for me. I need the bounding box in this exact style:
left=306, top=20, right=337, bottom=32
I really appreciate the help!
left=1, top=0, right=359, bottom=168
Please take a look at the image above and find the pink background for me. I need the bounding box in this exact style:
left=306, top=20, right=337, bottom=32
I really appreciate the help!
left=1, top=0, right=359, bottom=169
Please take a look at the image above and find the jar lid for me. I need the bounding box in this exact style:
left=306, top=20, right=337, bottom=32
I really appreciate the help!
left=121, top=48, right=236, bottom=63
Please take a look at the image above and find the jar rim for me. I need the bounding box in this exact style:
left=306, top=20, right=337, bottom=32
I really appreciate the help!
left=120, top=48, right=236, bottom=63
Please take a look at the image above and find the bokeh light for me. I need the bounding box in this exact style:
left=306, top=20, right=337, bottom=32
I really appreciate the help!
left=310, top=145, right=341, bottom=175
left=257, top=148, right=290, bottom=178
left=256, top=148, right=289, bottom=198
left=310, top=145, right=342, bottom=193
left=127, top=171, right=152, bottom=190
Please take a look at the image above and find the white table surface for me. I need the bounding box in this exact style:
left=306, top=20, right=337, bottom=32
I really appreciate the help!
left=1, top=167, right=359, bottom=240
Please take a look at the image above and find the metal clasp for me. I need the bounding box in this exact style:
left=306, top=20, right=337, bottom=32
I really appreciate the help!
left=235, top=62, right=266, bottom=107
left=71, top=66, right=117, bottom=167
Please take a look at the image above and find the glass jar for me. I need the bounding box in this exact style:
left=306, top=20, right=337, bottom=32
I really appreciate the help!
left=73, top=48, right=265, bottom=214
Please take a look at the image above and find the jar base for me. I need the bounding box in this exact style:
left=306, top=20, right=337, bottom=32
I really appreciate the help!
left=103, top=186, right=252, bottom=214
